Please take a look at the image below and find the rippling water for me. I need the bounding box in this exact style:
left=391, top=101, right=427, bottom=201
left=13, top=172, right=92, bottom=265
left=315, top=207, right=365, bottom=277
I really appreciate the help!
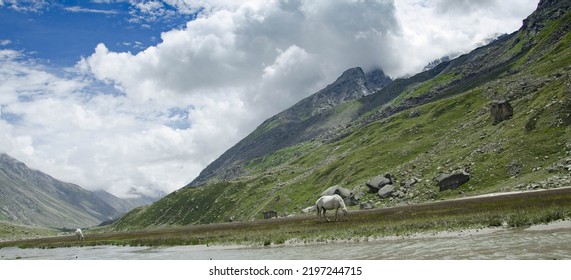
left=2, top=223, right=570, bottom=260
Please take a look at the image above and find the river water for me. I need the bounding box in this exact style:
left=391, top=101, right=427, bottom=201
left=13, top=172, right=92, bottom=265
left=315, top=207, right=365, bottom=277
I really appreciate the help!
left=2, top=222, right=571, bottom=260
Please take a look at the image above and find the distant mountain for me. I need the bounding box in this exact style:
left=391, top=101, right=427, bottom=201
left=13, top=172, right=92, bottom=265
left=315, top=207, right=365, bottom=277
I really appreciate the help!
left=93, top=190, right=159, bottom=214
left=189, top=67, right=391, bottom=186
left=0, top=153, right=143, bottom=228
left=113, top=0, right=571, bottom=228
left=422, top=55, right=452, bottom=72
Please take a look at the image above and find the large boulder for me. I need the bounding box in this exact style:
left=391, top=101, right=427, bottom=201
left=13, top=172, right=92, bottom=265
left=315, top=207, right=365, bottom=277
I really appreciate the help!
left=490, top=100, right=513, bottom=124
left=320, top=185, right=352, bottom=198
left=320, top=185, right=357, bottom=206
left=366, top=173, right=393, bottom=193
left=436, top=171, right=471, bottom=191
left=377, top=184, right=395, bottom=198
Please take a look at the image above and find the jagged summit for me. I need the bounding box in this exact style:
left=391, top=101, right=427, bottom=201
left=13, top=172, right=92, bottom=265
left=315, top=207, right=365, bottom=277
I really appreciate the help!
left=308, top=67, right=391, bottom=115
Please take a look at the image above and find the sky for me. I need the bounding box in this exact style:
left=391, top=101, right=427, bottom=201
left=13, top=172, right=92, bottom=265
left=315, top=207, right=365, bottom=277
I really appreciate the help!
left=0, top=0, right=539, bottom=199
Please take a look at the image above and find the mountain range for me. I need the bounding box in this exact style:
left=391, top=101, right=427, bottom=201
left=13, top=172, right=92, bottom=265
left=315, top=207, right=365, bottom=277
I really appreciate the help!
left=112, top=0, right=571, bottom=229
left=0, top=153, right=155, bottom=228
left=3, top=0, right=569, bottom=231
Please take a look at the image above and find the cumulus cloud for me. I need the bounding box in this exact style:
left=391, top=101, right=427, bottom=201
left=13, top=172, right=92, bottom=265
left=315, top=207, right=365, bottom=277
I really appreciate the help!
left=393, top=0, right=539, bottom=74
left=0, top=50, right=188, bottom=197
left=1, top=0, right=539, bottom=198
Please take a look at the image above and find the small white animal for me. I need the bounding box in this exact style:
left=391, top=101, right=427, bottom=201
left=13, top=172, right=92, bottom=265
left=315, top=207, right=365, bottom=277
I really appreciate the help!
left=315, top=194, right=348, bottom=221
left=75, top=228, right=84, bottom=241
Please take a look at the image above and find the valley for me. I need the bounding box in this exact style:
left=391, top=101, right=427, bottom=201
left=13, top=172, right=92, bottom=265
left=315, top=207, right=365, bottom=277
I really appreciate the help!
left=1, top=0, right=570, bottom=254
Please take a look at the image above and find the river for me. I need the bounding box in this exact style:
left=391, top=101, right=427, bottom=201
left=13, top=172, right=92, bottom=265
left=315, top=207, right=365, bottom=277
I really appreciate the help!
left=1, top=221, right=571, bottom=260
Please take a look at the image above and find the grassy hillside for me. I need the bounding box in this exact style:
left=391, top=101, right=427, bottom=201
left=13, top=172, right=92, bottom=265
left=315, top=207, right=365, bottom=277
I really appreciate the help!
left=113, top=1, right=571, bottom=229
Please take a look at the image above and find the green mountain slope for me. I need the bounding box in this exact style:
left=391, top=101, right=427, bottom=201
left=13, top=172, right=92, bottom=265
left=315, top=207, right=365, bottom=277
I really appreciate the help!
left=113, top=0, right=571, bottom=229
left=189, top=67, right=391, bottom=186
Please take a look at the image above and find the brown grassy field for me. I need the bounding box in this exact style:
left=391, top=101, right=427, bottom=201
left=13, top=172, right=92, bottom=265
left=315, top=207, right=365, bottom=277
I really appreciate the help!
left=2, top=187, right=571, bottom=249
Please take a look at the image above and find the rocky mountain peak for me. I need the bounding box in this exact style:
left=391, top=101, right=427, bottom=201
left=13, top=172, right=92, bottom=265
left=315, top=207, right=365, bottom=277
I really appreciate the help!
left=335, top=67, right=366, bottom=83
left=521, top=0, right=570, bottom=34
left=326, top=67, right=391, bottom=97
left=365, top=68, right=392, bottom=92
left=311, top=67, right=391, bottom=115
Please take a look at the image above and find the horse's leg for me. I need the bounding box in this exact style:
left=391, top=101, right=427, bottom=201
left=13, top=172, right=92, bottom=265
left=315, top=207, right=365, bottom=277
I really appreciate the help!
left=324, top=209, right=330, bottom=222
left=335, top=208, right=339, bottom=221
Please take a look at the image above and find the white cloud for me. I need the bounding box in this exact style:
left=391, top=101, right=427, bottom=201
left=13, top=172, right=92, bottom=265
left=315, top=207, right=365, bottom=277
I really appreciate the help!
left=1, top=0, right=50, bottom=12
left=393, top=0, right=539, bottom=75
left=1, top=0, right=539, bottom=198
left=64, top=6, right=119, bottom=14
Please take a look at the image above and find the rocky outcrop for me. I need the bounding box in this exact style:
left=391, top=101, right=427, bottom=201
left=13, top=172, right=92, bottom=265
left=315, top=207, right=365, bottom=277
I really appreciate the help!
left=320, top=185, right=358, bottom=205
left=436, top=171, right=471, bottom=191
left=490, top=100, right=513, bottom=124
left=377, top=184, right=395, bottom=198
left=320, top=185, right=352, bottom=198
left=366, top=173, right=393, bottom=193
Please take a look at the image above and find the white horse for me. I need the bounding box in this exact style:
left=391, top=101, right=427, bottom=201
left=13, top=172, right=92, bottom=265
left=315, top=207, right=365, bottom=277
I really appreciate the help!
left=75, top=228, right=84, bottom=241
left=315, top=194, right=348, bottom=221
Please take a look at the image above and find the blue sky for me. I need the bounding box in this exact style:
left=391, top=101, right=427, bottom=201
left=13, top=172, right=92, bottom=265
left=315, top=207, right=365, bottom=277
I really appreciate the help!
left=0, top=0, right=197, bottom=66
left=0, top=0, right=539, bottom=198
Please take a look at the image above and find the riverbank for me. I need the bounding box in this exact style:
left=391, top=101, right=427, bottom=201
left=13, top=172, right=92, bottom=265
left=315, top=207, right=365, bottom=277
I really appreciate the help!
left=2, top=187, right=571, bottom=249
left=2, top=219, right=571, bottom=260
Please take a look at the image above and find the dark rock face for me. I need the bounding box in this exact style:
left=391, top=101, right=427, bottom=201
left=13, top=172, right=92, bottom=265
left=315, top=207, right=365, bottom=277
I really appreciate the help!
left=491, top=100, right=513, bottom=124
left=365, top=69, right=392, bottom=93
left=436, top=171, right=471, bottom=191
